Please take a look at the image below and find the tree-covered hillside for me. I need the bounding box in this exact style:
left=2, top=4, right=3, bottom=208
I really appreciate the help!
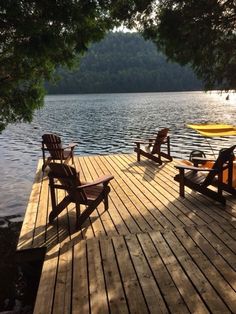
left=46, top=32, right=202, bottom=94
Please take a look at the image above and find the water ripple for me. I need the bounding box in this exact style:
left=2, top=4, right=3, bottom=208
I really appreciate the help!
left=0, top=91, right=236, bottom=217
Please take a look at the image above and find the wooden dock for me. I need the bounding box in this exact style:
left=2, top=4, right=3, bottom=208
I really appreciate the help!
left=17, top=154, right=236, bottom=313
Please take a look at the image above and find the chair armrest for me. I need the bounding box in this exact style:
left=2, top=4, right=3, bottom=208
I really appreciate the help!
left=175, top=164, right=216, bottom=172
left=134, top=140, right=153, bottom=145
left=64, top=143, right=77, bottom=150
left=191, top=157, right=215, bottom=167
left=149, top=136, right=169, bottom=142
left=191, top=157, right=215, bottom=163
left=42, top=147, right=63, bottom=152
left=148, top=136, right=169, bottom=140
left=78, top=175, right=114, bottom=189
left=134, top=135, right=169, bottom=145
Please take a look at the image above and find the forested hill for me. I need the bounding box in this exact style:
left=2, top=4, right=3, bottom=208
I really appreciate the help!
left=46, top=32, right=203, bottom=94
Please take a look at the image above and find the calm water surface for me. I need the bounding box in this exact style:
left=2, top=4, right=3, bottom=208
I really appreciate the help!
left=1, top=91, right=236, bottom=218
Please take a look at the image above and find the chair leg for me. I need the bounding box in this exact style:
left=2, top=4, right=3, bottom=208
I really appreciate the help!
left=49, top=178, right=72, bottom=223
left=159, top=140, right=172, bottom=161
left=167, top=138, right=171, bottom=157
left=77, top=190, right=110, bottom=228
left=75, top=202, right=81, bottom=227
left=42, top=157, right=52, bottom=172
left=104, top=195, right=108, bottom=211
left=134, top=143, right=141, bottom=161
left=49, top=195, right=71, bottom=223
left=137, top=151, right=140, bottom=162
left=42, top=149, right=46, bottom=171
left=49, top=177, right=57, bottom=212
left=103, top=186, right=110, bottom=211
left=77, top=202, right=99, bottom=229
left=71, top=153, right=75, bottom=167
left=179, top=169, right=185, bottom=197
left=156, top=145, right=161, bottom=162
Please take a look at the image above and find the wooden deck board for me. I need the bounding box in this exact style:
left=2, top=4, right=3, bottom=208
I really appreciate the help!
left=72, top=240, right=89, bottom=314
left=87, top=238, right=110, bottom=314
left=104, top=154, right=183, bottom=230
left=125, top=234, right=169, bottom=313
left=100, top=238, right=129, bottom=314
left=126, top=155, right=216, bottom=225
left=174, top=228, right=236, bottom=312
left=136, top=233, right=190, bottom=314
left=162, top=230, right=231, bottom=313
left=120, top=154, right=206, bottom=227
left=103, top=155, right=164, bottom=231
left=17, top=154, right=236, bottom=313
left=130, top=154, right=236, bottom=225
left=17, top=160, right=43, bottom=250
left=33, top=245, right=60, bottom=314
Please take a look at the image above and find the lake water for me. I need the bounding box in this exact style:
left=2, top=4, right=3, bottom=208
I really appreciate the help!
left=1, top=91, right=236, bottom=219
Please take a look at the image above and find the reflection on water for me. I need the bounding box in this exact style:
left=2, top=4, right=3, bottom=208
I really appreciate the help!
left=0, top=91, right=236, bottom=217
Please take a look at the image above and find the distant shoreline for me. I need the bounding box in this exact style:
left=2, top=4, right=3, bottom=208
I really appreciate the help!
left=44, top=90, right=235, bottom=98
left=45, top=32, right=203, bottom=95
left=46, top=89, right=205, bottom=96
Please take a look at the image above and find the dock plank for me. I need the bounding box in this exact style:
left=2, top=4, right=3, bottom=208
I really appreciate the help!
left=126, top=154, right=215, bottom=225
left=87, top=238, right=109, bottom=314
left=52, top=244, right=72, bottom=314
left=137, top=233, right=190, bottom=314
left=79, top=156, right=107, bottom=238
left=100, top=238, right=129, bottom=314
left=113, top=154, right=194, bottom=228
left=106, top=155, right=158, bottom=232
left=16, top=154, right=236, bottom=314
left=162, top=230, right=231, bottom=313
left=17, top=160, right=43, bottom=250
left=185, top=224, right=236, bottom=291
left=32, top=174, right=49, bottom=248
left=33, top=245, right=60, bottom=314
left=112, top=236, right=149, bottom=314
left=104, top=154, right=178, bottom=230
left=174, top=228, right=236, bottom=312
left=98, top=155, right=145, bottom=234
left=196, top=225, right=236, bottom=271
left=125, top=234, right=169, bottom=313
left=149, top=231, right=209, bottom=313
left=93, top=155, right=131, bottom=235
left=86, top=155, right=118, bottom=237
left=121, top=154, right=207, bottom=227
left=72, top=240, right=90, bottom=314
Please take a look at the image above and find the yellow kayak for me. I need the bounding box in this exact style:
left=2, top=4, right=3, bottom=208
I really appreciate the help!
left=187, top=124, right=236, bottom=137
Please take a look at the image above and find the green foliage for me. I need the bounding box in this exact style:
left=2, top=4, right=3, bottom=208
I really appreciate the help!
left=46, top=32, right=202, bottom=94
left=2, top=0, right=233, bottom=131
left=1, top=1, right=150, bottom=131
left=140, top=0, right=236, bottom=90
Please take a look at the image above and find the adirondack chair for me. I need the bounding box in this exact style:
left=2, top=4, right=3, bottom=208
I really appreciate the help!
left=41, top=134, right=77, bottom=171
left=174, top=145, right=236, bottom=204
left=48, top=163, right=114, bottom=228
left=180, top=150, right=214, bottom=168
left=134, top=128, right=172, bottom=164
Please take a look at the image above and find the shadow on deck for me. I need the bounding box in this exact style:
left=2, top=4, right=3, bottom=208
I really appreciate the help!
left=17, top=154, right=236, bottom=313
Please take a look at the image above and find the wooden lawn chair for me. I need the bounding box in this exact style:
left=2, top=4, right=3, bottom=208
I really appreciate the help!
left=41, top=134, right=77, bottom=171
left=174, top=145, right=236, bottom=204
left=134, top=128, right=172, bottom=164
left=48, top=163, right=114, bottom=228
left=180, top=150, right=214, bottom=168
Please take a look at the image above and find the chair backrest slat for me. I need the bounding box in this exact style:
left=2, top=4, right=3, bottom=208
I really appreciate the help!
left=42, top=134, right=63, bottom=159
left=203, top=145, right=236, bottom=186
left=48, top=163, right=87, bottom=203
left=152, top=128, right=169, bottom=154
